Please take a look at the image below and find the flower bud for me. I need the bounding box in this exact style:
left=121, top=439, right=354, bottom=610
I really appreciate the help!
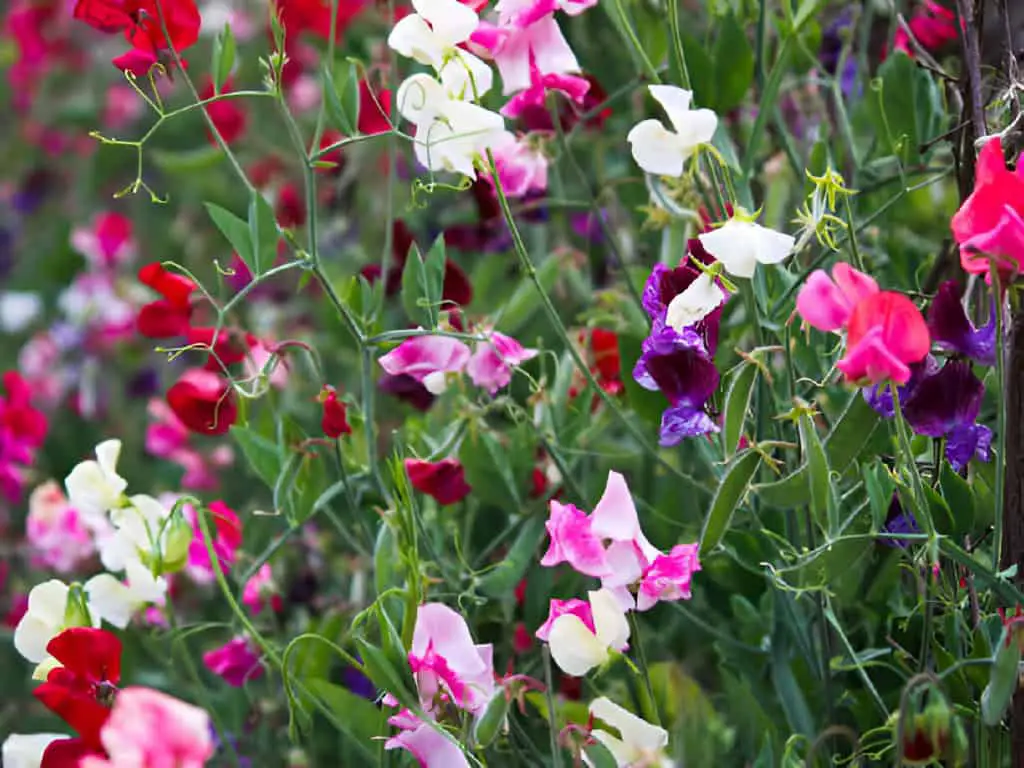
left=160, top=508, right=194, bottom=574
left=473, top=691, right=510, bottom=749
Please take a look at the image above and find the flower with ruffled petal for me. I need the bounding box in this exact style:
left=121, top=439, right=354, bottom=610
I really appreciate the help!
left=385, top=710, right=471, bottom=768
left=546, top=588, right=629, bottom=677
left=410, top=603, right=495, bottom=714
left=637, top=544, right=701, bottom=611
left=539, top=500, right=611, bottom=577
left=64, top=440, right=126, bottom=521
left=927, top=280, right=996, bottom=365
left=840, top=292, right=930, bottom=385
left=166, top=368, right=238, bottom=436
left=487, top=16, right=581, bottom=95
left=14, top=580, right=104, bottom=667
left=795, top=262, right=879, bottom=332
left=664, top=272, right=725, bottom=331
left=467, top=330, right=538, bottom=394
left=698, top=213, right=794, bottom=279
left=379, top=335, right=471, bottom=394
left=535, top=598, right=594, bottom=641
left=202, top=636, right=264, bottom=687
left=405, top=458, right=473, bottom=505
left=627, top=85, right=717, bottom=177
left=388, top=0, right=480, bottom=70
left=589, top=697, right=672, bottom=767
left=26, top=482, right=97, bottom=574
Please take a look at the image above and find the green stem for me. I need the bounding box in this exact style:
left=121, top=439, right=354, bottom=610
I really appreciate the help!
left=542, top=645, right=564, bottom=768
left=890, top=381, right=933, bottom=537
left=608, top=0, right=660, bottom=82
left=627, top=612, right=662, bottom=727
left=992, top=265, right=1007, bottom=567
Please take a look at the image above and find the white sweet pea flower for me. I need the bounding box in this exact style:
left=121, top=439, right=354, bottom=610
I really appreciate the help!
left=396, top=73, right=449, bottom=125
left=414, top=102, right=508, bottom=178
left=2, top=733, right=67, bottom=768
left=99, top=494, right=172, bottom=573
left=387, top=0, right=479, bottom=70
left=0, top=291, right=42, bottom=332
left=664, top=271, right=725, bottom=331
left=86, top=560, right=167, bottom=629
left=438, top=51, right=494, bottom=101
left=64, top=439, right=127, bottom=521
left=13, top=580, right=99, bottom=664
left=588, top=697, right=674, bottom=767
left=547, top=588, right=630, bottom=677
left=627, top=85, right=718, bottom=177
left=698, top=214, right=795, bottom=279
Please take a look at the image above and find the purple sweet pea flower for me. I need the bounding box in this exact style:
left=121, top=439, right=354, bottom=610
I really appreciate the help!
left=641, top=262, right=722, bottom=352
left=927, top=281, right=996, bottom=366
left=379, top=373, right=437, bottom=411
left=862, top=356, right=940, bottom=418
left=342, top=659, right=378, bottom=702
left=659, top=404, right=719, bottom=447
left=881, top=495, right=919, bottom=549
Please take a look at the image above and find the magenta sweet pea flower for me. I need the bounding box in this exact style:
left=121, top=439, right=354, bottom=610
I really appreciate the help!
left=385, top=710, right=471, bottom=768
left=795, top=261, right=879, bottom=332
left=487, top=16, right=581, bottom=94
left=409, top=603, right=495, bottom=715
left=378, top=335, right=471, bottom=394
left=202, top=636, right=264, bottom=687
left=466, top=331, right=538, bottom=394
left=539, top=500, right=611, bottom=577
left=636, top=544, right=701, bottom=611
left=501, top=58, right=590, bottom=118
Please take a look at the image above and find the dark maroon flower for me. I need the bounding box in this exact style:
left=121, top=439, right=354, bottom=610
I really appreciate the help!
left=404, top=458, right=471, bottom=505
left=379, top=374, right=435, bottom=411
left=641, top=262, right=722, bottom=353
left=927, top=281, right=996, bottom=365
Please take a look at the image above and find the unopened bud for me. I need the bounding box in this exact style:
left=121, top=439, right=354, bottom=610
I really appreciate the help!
left=160, top=508, right=194, bottom=574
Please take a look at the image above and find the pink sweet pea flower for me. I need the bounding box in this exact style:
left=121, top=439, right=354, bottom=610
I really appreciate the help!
left=794, top=262, right=879, bottom=332
left=488, top=16, right=581, bottom=94
left=589, top=470, right=661, bottom=589
left=69, top=212, right=135, bottom=269
left=26, top=481, right=97, bottom=574
left=379, top=336, right=471, bottom=395
left=202, top=636, right=264, bottom=687
left=501, top=59, right=590, bottom=118
left=487, top=134, right=549, bottom=198
left=184, top=501, right=242, bottom=584
left=385, top=709, right=471, bottom=768
left=466, top=330, right=538, bottom=393
left=951, top=137, right=1024, bottom=278
left=242, top=564, right=282, bottom=614
left=535, top=598, right=594, bottom=641
left=409, top=603, right=495, bottom=715
left=539, top=499, right=611, bottom=577
left=495, top=0, right=597, bottom=28
left=796, top=263, right=930, bottom=385
left=636, top=543, right=701, bottom=611
left=80, top=687, right=214, bottom=768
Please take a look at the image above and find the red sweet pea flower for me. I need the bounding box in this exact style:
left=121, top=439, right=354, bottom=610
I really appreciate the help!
left=319, top=385, right=351, bottom=438
left=200, top=78, right=248, bottom=145
left=273, top=0, right=367, bottom=40
left=137, top=262, right=196, bottom=338
left=275, top=183, right=306, bottom=229
left=0, top=371, right=48, bottom=447
left=404, top=458, right=472, bottom=505
left=358, top=80, right=392, bottom=135
left=840, top=292, right=931, bottom=385
left=35, top=628, right=122, bottom=766
left=187, top=327, right=248, bottom=370
left=166, top=368, right=238, bottom=436
left=73, top=0, right=201, bottom=73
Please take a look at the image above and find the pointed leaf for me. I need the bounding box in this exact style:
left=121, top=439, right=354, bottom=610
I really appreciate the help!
left=401, top=237, right=446, bottom=328
left=700, top=450, right=761, bottom=556
left=205, top=202, right=254, bottom=271
left=722, top=361, right=758, bottom=458
left=940, top=461, right=975, bottom=536
left=212, top=24, right=236, bottom=92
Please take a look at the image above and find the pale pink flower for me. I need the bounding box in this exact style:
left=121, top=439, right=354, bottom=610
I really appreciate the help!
left=18, top=333, right=66, bottom=406
left=103, top=85, right=144, bottom=130
left=487, top=134, right=549, bottom=198
left=57, top=273, right=135, bottom=339
left=378, top=336, right=471, bottom=394
left=466, top=330, right=538, bottom=393
left=385, top=709, right=471, bottom=768
left=535, top=598, right=594, bottom=641
left=244, top=339, right=289, bottom=389
left=590, top=471, right=661, bottom=589
left=80, top=687, right=214, bottom=768
left=25, top=481, right=96, bottom=573
left=495, top=0, right=597, bottom=27
left=202, top=636, right=264, bottom=687
left=409, top=603, right=495, bottom=714
left=636, top=543, right=701, bottom=611
left=242, top=563, right=281, bottom=614
left=287, top=73, right=322, bottom=113
left=146, top=400, right=234, bottom=491
left=539, top=499, right=611, bottom=577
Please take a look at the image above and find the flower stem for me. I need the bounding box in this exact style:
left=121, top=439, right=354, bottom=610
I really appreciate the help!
left=627, top=611, right=662, bottom=727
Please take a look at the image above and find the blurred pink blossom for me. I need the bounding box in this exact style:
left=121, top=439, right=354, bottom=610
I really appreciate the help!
left=26, top=481, right=96, bottom=573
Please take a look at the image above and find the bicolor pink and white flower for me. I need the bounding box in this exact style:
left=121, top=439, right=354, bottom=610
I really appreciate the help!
left=379, top=335, right=471, bottom=394
left=69, top=212, right=135, bottom=269
left=467, top=329, right=539, bottom=393
left=409, top=602, right=495, bottom=714
left=545, top=587, right=629, bottom=676
left=487, top=133, right=549, bottom=198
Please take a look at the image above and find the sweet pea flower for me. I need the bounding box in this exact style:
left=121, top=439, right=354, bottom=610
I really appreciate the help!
left=467, top=330, right=538, bottom=393
left=97, top=494, right=174, bottom=573
left=535, top=598, right=594, bottom=641
left=487, top=16, right=582, bottom=95
left=546, top=588, right=629, bottom=676
left=2, top=734, right=66, bottom=768
left=13, top=579, right=102, bottom=665
left=69, top=212, right=134, bottom=269
left=202, top=636, right=264, bottom=687
left=385, top=710, right=471, bottom=768
left=85, top=559, right=169, bottom=629
left=242, top=563, right=282, bottom=614
left=501, top=59, right=589, bottom=118
left=588, top=697, right=672, bottom=767
left=637, top=544, right=701, bottom=611
left=627, top=86, right=717, bottom=177
left=0, top=290, right=42, bottom=332
left=405, top=458, right=473, bottom=505
left=379, top=335, right=471, bottom=394
left=79, top=687, right=214, bottom=768
left=927, top=280, right=996, bottom=365
left=64, top=440, right=127, bottom=521
left=487, top=132, right=549, bottom=198
left=698, top=212, right=795, bottom=279
left=664, top=272, right=725, bottom=331
left=951, top=137, right=1024, bottom=278
left=166, top=368, right=238, bottom=436
left=539, top=500, right=611, bottom=577
left=409, top=602, right=495, bottom=714
left=797, top=262, right=930, bottom=385
left=495, top=0, right=597, bottom=27
left=184, top=500, right=242, bottom=584
left=388, top=0, right=480, bottom=71
left=589, top=471, right=660, bottom=590
left=26, top=481, right=97, bottom=574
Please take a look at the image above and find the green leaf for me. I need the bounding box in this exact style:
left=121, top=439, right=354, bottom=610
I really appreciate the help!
left=923, top=483, right=956, bottom=536
left=354, top=638, right=418, bottom=711
left=712, top=12, right=754, bottom=112
left=459, top=426, right=529, bottom=510
left=863, top=462, right=895, bottom=530
left=205, top=202, right=253, bottom=270
left=940, top=461, right=975, bottom=536
left=680, top=32, right=715, bottom=112
left=306, top=679, right=382, bottom=744
left=582, top=741, right=620, bottom=768
left=248, top=190, right=279, bottom=275
left=323, top=61, right=360, bottom=135
left=982, top=626, right=1020, bottom=726
left=151, top=146, right=225, bottom=174
left=700, top=450, right=761, bottom=556
left=867, top=51, right=944, bottom=165
left=722, top=362, right=758, bottom=458
left=230, top=425, right=281, bottom=490
left=400, top=237, right=446, bottom=328
left=212, top=23, right=236, bottom=93
left=374, top=523, right=403, bottom=597
left=477, top=516, right=546, bottom=598
left=499, top=254, right=561, bottom=333
left=798, top=412, right=831, bottom=532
